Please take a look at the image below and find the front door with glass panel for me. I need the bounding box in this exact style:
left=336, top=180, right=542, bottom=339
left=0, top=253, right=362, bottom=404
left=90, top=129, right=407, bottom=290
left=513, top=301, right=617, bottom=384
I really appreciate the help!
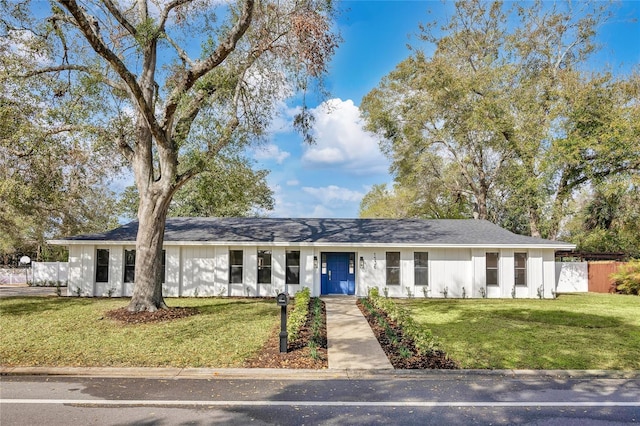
left=321, top=252, right=355, bottom=295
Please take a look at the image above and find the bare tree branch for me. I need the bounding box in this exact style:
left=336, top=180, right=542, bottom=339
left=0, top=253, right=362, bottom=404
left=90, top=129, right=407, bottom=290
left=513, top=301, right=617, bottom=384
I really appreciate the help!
left=102, top=0, right=137, bottom=37
left=160, top=0, right=254, bottom=134
left=58, top=0, right=168, bottom=149
left=164, top=33, right=195, bottom=67
left=21, top=64, right=127, bottom=92
left=158, top=0, right=193, bottom=31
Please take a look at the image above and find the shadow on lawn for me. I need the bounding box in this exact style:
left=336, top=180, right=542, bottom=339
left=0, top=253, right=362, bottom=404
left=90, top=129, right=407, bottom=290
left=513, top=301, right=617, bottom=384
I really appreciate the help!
left=494, top=309, right=623, bottom=328
left=413, top=299, right=624, bottom=329
left=0, top=296, right=275, bottom=318
left=407, top=300, right=639, bottom=369
left=0, top=296, right=97, bottom=316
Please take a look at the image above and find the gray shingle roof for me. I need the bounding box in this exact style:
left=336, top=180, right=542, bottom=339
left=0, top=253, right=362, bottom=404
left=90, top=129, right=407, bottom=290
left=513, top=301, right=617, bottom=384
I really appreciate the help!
left=57, top=218, right=574, bottom=248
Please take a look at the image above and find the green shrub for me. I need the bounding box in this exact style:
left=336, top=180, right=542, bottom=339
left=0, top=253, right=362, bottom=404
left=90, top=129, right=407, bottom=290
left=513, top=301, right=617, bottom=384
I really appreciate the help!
left=398, top=346, right=412, bottom=358
left=611, top=260, right=640, bottom=295
left=367, top=286, right=439, bottom=355
left=308, top=297, right=324, bottom=351
left=287, top=287, right=311, bottom=341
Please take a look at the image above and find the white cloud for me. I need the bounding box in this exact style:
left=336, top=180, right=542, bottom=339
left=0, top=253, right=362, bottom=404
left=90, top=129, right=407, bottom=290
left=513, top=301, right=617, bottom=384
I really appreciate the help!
left=310, top=204, right=335, bottom=217
left=301, top=98, right=389, bottom=175
left=267, top=183, right=363, bottom=218
left=269, top=104, right=301, bottom=134
left=286, top=179, right=300, bottom=186
left=302, top=185, right=365, bottom=205
left=254, top=143, right=290, bottom=164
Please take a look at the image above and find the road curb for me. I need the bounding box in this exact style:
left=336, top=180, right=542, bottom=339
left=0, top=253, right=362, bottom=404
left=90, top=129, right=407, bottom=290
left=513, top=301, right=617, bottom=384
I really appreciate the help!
left=2, top=366, right=639, bottom=380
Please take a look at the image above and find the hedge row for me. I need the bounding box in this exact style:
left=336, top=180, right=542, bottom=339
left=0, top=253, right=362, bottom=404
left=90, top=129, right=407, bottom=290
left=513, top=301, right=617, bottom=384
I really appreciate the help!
left=287, top=287, right=311, bottom=341
left=367, top=287, right=439, bottom=355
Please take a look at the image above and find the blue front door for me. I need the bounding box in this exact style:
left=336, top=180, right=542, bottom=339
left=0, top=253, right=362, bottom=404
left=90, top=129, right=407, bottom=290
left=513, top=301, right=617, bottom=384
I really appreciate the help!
left=321, top=253, right=355, bottom=295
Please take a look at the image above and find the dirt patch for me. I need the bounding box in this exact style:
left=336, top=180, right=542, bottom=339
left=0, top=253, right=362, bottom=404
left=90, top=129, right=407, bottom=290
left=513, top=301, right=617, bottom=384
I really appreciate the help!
left=356, top=298, right=459, bottom=369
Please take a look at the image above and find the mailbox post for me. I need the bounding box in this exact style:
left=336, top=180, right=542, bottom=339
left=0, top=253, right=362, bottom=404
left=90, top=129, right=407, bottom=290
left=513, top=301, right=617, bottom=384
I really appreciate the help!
left=276, top=292, right=289, bottom=353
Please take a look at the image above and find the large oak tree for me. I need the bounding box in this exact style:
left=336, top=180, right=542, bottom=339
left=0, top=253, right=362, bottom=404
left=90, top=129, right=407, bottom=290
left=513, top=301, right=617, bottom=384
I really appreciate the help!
left=360, top=0, right=639, bottom=238
left=1, top=0, right=338, bottom=311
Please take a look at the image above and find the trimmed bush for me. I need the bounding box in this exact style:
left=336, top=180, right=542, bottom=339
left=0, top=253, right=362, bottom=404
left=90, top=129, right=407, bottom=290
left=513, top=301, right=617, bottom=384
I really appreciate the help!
left=611, top=260, right=640, bottom=295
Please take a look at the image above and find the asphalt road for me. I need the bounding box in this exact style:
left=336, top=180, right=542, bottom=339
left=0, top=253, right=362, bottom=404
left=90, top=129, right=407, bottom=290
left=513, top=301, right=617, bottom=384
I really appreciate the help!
left=2, top=373, right=639, bottom=425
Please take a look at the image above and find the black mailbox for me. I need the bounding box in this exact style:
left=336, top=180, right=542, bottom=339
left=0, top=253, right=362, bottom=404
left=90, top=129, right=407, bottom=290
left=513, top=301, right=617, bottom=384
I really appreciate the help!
left=276, top=292, right=289, bottom=306
left=276, top=292, right=289, bottom=353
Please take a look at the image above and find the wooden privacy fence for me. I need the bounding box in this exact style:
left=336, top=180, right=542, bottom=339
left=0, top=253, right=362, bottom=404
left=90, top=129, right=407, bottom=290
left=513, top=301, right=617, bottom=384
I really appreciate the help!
left=588, top=262, right=625, bottom=293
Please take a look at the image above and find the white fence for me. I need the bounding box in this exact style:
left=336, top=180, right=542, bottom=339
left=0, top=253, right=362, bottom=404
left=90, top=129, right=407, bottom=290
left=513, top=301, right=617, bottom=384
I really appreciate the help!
left=32, top=262, right=68, bottom=285
left=0, top=268, right=31, bottom=285
left=555, top=262, right=588, bottom=293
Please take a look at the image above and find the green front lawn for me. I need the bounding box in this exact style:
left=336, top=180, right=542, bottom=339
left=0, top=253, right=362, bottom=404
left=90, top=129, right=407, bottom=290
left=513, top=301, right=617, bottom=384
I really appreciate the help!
left=399, top=293, right=640, bottom=370
left=0, top=297, right=278, bottom=368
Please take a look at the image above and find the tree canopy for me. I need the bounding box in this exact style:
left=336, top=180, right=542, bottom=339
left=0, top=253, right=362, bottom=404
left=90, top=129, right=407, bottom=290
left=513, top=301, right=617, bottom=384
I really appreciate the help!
left=117, top=153, right=273, bottom=220
left=360, top=0, right=640, bottom=241
left=564, top=179, right=640, bottom=258
left=1, top=0, right=339, bottom=311
left=1, top=24, right=121, bottom=262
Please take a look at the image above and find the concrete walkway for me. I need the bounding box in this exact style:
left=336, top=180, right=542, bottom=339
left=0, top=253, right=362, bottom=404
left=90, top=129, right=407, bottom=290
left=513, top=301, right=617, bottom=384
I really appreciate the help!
left=322, top=296, right=393, bottom=370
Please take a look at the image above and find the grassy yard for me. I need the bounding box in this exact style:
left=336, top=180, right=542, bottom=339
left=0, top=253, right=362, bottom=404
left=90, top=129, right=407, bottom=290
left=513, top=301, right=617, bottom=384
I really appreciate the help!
left=399, top=293, right=640, bottom=370
left=0, top=297, right=278, bottom=368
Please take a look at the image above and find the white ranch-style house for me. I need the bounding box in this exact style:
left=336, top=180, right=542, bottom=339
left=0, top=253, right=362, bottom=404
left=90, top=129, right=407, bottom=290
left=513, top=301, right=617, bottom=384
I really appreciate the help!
left=50, top=218, right=575, bottom=299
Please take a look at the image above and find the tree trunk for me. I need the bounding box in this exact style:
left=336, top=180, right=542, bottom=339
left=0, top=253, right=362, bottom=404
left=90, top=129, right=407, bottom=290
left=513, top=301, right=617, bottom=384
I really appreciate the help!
left=127, top=192, right=170, bottom=312
left=475, top=190, right=488, bottom=220
left=528, top=205, right=542, bottom=238
left=126, top=111, right=173, bottom=313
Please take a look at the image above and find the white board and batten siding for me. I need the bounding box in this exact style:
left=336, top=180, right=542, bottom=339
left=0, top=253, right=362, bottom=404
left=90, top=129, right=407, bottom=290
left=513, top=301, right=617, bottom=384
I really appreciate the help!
left=68, top=244, right=313, bottom=298
left=356, top=247, right=557, bottom=299
left=67, top=244, right=560, bottom=299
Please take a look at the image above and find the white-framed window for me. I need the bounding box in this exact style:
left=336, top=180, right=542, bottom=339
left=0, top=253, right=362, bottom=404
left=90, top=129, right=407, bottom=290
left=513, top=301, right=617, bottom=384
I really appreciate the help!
left=414, top=252, right=429, bottom=286
left=160, top=250, right=166, bottom=284
left=229, top=250, right=243, bottom=284
left=122, top=249, right=166, bottom=284
left=96, top=249, right=109, bottom=283
left=257, top=250, right=272, bottom=284
left=486, top=252, right=499, bottom=286
left=514, top=252, right=527, bottom=286
left=386, top=252, right=400, bottom=286
left=124, top=249, right=136, bottom=283
left=286, top=251, right=300, bottom=285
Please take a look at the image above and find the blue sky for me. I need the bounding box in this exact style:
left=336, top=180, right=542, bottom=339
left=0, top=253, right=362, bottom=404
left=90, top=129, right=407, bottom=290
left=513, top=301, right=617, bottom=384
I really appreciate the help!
left=252, top=0, right=640, bottom=219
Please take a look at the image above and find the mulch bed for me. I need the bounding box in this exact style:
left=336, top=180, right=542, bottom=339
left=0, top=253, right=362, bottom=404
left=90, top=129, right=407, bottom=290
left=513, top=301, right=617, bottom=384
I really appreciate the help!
left=356, top=298, right=459, bottom=369
left=104, top=306, right=199, bottom=324
left=244, top=299, right=328, bottom=369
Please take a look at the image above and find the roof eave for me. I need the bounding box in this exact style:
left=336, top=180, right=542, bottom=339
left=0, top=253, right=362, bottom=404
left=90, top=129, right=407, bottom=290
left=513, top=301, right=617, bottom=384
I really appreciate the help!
left=49, top=239, right=576, bottom=250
